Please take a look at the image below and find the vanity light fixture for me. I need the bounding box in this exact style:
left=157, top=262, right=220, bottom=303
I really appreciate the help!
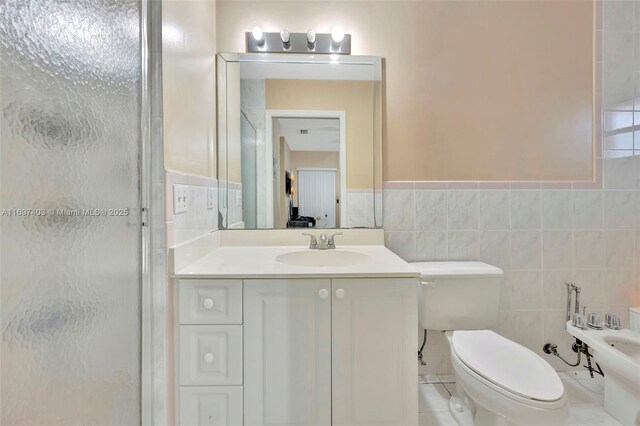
left=245, top=28, right=351, bottom=54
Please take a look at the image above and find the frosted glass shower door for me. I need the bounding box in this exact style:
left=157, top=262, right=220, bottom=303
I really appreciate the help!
left=1, top=0, right=144, bottom=424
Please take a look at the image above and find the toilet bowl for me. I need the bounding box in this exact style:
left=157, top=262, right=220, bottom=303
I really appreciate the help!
left=446, top=330, right=569, bottom=426
left=412, top=262, right=569, bottom=426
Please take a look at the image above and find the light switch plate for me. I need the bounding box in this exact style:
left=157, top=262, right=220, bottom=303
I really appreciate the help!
left=235, top=191, right=242, bottom=206
left=207, top=187, right=216, bottom=210
left=174, top=185, right=189, bottom=214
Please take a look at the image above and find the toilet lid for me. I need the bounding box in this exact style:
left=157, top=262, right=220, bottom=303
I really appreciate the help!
left=452, top=330, right=564, bottom=401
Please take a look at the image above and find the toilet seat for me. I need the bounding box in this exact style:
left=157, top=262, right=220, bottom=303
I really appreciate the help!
left=452, top=330, right=564, bottom=402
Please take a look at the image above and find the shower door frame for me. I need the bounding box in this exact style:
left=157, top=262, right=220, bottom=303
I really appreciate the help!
left=140, top=0, right=153, bottom=424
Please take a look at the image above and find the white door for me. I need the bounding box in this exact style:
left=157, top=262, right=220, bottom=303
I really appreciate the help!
left=297, top=169, right=336, bottom=228
left=331, top=278, right=419, bottom=426
left=244, top=279, right=332, bottom=425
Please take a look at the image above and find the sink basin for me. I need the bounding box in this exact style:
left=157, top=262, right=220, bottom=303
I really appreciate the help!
left=276, top=250, right=371, bottom=267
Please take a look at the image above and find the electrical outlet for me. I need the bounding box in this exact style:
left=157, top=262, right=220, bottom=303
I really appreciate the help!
left=236, top=191, right=242, bottom=206
left=207, top=187, right=216, bottom=210
left=173, top=185, right=189, bottom=214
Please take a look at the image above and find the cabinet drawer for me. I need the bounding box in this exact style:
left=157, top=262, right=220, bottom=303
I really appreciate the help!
left=179, top=386, right=243, bottom=426
left=180, top=325, right=242, bottom=386
left=179, top=279, right=242, bottom=324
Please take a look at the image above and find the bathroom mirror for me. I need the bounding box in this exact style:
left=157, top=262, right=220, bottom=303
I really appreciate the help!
left=217, top=53, right=382, bottom=229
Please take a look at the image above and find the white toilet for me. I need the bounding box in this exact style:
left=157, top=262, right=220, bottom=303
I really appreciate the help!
left=412, top=261, right=569, bottom=426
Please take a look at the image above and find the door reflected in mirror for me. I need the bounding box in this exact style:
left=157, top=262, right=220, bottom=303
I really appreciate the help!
left=271, top=116, right=342, bottom=228
left=217, top=53, right=382, bottom=230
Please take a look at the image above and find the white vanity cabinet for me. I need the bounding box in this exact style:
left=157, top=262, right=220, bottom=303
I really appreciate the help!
left=176, top=277, right=417, bottom=426
left=243, top=278, right=418, bottom=426
left=176, top=279, right=244, bottom=426
left=243, top=279, right=333, bottom=426
left=331, top=279, right=418, bottom=426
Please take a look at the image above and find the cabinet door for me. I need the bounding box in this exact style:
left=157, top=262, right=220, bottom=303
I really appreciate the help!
left=179, top=386, right=242, bottom=426
left=332, top=278, right=419, bottom=426
left=244, top=279, right=332, bottom=426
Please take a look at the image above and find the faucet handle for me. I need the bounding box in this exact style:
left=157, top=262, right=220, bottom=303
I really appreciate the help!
left=328, top=232, right=343, bottom=248
left=302, top=232, right=318, bottom=249
left=587, top=312, right=603, bottom=330
left=605, top=313, right=621, bottom=330
left=572, top=313, right=587, bottom=330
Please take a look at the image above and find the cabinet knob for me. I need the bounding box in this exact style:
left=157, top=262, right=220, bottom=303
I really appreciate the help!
left=335, top=288, right=345, bottom=299
left=203, top=353, right=215, bottom=364
left=202, top=298, right=214, bottom=309
left=319, top=289, right=329, bottom=299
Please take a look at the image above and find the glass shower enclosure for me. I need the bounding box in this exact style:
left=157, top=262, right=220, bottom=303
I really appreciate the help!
left=1, top=0, right=149, bottom=424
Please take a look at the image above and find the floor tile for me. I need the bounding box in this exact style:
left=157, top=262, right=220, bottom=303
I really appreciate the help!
left=419, top=411, right=458, bottom=426
left=575, top=377, right=605, bottom=395
left=567, top=405, right=622, bottom=426
left=419, top=383, right=451, bottom=413
left=442, top=381, right=456, bottom=396
left=562, top=377, right=604, bottom=406
left=419, top=374, right=441, bottom=384
left=558, top=371, right=581, bottom=380
left=437, top=374, right=455, bottom=383
left=416, top=376, right=618, bottom=426
left=570, top=370, right=605, bottom=381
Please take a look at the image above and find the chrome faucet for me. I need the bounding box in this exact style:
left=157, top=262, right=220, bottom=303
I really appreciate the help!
left=302, top=233, right=318, bottom=249
left=328, top=232, right=342, bottom=249
left=302, top=232, right=343, bottom=249
left=318, top=233, right=328, bottom=248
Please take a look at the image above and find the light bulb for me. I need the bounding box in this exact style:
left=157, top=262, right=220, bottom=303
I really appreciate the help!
left=331, top=26, right=345, bottom=43
left=280, top=29, right=290, bottom=44
left=307, top=29, right=316, bottom=45
left=252, top=26, right=263, bottom=42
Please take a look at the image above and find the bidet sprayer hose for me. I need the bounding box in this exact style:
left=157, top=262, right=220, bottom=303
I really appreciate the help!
left=543, top=342, right=582, bottom=367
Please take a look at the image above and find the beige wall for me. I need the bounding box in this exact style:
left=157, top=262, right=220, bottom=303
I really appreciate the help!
left=163, top=0, right=216, bottom=178
left=217, top=1, right=594, bottom=181
left=266, top=79, right=377, bottom=189
left=290, top=151, right=339, bottom=172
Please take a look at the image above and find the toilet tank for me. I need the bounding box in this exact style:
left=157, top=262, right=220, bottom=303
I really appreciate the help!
left=411, top=261, right=504, bottom=331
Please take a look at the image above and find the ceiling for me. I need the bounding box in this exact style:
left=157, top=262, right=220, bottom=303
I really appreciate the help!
left=275, top=118, right=340, bottom=152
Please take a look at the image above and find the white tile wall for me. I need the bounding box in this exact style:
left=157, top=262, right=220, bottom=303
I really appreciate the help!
left=385, top=186, right=640, bottom=374
left=165, top=170, right=218, bottom=246
left=346, top=189, right=381, bottom=228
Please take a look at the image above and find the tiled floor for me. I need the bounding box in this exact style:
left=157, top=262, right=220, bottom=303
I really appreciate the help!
left=418, top=372, right=622, bottom=426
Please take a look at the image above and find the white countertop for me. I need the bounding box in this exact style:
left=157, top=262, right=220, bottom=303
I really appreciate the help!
left=172, top=245, right=420, bottom=279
